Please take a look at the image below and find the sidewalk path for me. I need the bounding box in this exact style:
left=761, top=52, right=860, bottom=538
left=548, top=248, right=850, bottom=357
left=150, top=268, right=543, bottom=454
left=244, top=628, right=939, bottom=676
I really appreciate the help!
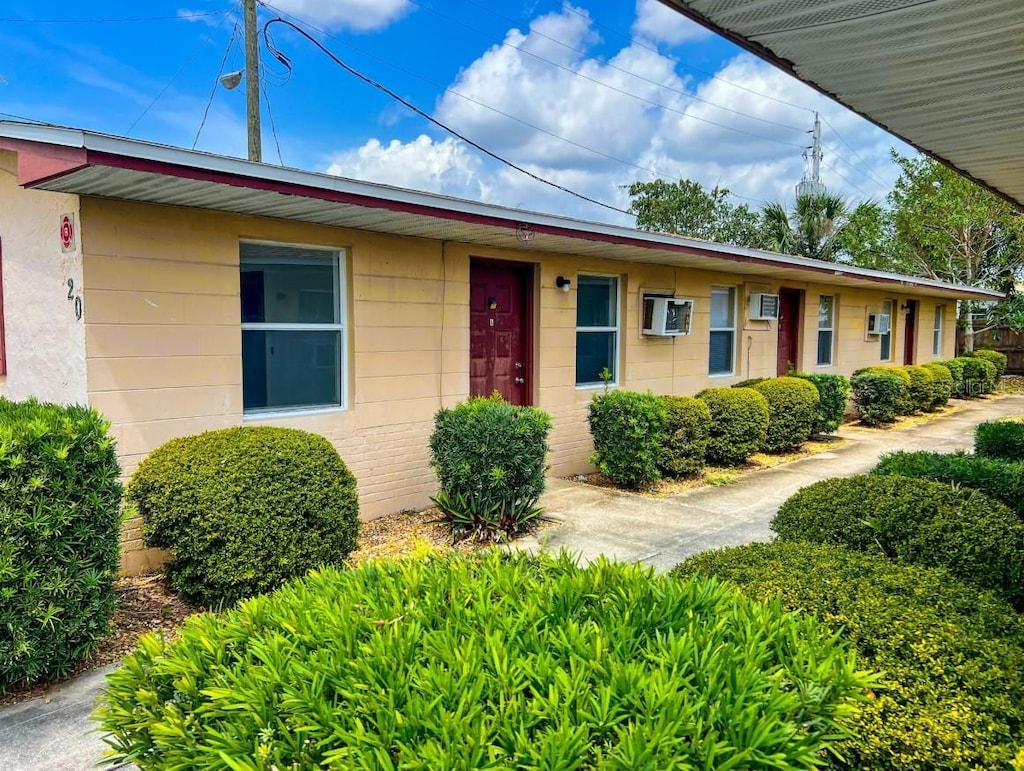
left=525, top=395, right=1024, bottom=571
left=2, top=395, right=1021, bottom=771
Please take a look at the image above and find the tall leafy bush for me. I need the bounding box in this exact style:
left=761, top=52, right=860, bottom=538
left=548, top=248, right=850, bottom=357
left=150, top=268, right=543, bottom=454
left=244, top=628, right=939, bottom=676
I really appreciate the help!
left=873, top=450, right=1024, bottom=518
left=97, top=551, right=872, bottom=770
left=657, top=395, right=711, bottom=477
left=976, top=419, right=1024, bottom=462
left=587, top=389, right=666, bottom=488
left=0, top=398, right=122, bottom=692
left=697, top=387, right=769, bottom=465
left=850, top=370, right=905, bottom=425
left=431, top=395, right=551, bottom=540
left=675, top=542, right=1024, bottom=770
left=772, top=474, right=1024, bottom=604
left=127, top=426, right=359, bottom=607
left=960, top=356, right=997, bottom=395
left=749, top=376, right=819, bottom=452
left=793, top=372, right=850, bottom=434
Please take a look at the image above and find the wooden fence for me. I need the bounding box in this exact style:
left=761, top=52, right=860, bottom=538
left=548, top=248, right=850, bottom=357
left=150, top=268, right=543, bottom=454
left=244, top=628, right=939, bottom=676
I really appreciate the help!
left=958, top=327, right=1024, bottom=373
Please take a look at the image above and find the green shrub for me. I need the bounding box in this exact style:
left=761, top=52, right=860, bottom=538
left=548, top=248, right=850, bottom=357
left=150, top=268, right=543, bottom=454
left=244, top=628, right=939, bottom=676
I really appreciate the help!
left=430, top=395, right=551, bottom=540
left=127, top=426, right=359, bottom=607
left=587, top=389, right=665, bottom=488
left=851, top=370, right=905, bottom=425
left=749, top=376, right=819, bottom=453
left=935, top=358, right=966, bottom=396
left=976, top=419, right=1024, bottom=462
left=658, top=395, right=711, bottom=477
left=674, top=541, right=1024, bottom=770
left=971, top=348, right=1008, bottom=379
left=793, top=372, right=850, bottom=434
left=921, top=362, right=953, bottom=408
left=900, top=364, right=936, bottom=412
left=696, top=387, right=769, bottom=465
left=96, top=551, right=872, bottom=770
left=0, top=398, right=123, bottom=693
left=772, top=474, right=1024, bottom=604
left=873, top=450, right=1024, bottom=518
left=732, top=377, right=767, bottom=389
left=960, top=356, right=997, bottom=395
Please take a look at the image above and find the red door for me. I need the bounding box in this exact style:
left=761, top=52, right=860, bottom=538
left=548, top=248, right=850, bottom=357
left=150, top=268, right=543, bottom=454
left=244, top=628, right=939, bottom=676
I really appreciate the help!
left=777, top=288, right=802, bottom=375
left=903, top=300, right=917, bottom=364
left=470, top=261, right=531, bottom=405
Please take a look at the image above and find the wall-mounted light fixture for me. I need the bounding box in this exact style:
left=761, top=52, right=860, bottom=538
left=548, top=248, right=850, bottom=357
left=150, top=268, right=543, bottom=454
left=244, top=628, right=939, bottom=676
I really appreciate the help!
left=556, top=275, right=572, bottom=293
left=899, top=302, right=911, bottom=313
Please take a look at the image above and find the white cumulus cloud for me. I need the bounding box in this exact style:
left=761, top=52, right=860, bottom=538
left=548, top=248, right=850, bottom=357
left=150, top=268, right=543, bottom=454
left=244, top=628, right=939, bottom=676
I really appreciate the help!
left=632, top=0, right=712, bottom=46
left=268, top=0, right=411, bottom=32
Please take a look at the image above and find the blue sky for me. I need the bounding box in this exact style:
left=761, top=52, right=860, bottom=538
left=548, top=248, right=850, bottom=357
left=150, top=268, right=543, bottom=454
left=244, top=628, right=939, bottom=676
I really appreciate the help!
left=1, top=0, right=909, bottom=225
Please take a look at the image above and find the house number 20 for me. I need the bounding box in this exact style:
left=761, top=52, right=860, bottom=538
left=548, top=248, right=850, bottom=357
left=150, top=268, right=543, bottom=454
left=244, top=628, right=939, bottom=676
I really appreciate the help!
left=66, top=278, right=83, bottom=321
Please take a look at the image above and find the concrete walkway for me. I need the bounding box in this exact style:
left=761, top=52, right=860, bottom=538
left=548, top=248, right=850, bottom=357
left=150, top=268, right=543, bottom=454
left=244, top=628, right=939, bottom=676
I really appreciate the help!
left=524, top=395, right=1024, bottom=571
left=2, top=395, right=1022, bottom=771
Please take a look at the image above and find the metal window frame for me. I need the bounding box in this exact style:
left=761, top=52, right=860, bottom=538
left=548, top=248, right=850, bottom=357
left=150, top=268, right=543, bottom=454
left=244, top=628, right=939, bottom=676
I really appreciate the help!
left=239, top=240, right=347, bottom=416
left=709, top=285, right=737, bottom=376
left=816, top=294, right=835, bottom=367
left=575, top=273, right=621, bottom=389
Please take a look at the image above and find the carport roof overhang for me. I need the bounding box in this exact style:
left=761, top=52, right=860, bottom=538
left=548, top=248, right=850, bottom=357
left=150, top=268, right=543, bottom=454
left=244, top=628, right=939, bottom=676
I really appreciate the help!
left=0, top=121, right=1001, bottom=301
left=660, top=0, right=1024, bottom=209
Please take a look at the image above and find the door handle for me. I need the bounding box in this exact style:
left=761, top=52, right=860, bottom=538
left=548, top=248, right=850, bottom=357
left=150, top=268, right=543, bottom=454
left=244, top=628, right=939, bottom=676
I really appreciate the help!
left=515, top=361, right=524, bottom=369
left=515, top=377, right=525, bottom=385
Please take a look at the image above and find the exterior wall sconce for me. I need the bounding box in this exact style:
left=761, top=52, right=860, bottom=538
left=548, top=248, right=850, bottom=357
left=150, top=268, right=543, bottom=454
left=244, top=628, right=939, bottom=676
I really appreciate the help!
left=556, top=275, right=572, bottom=293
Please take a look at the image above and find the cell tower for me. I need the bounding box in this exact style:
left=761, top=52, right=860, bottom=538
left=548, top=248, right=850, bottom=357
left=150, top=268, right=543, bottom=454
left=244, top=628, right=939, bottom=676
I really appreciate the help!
left=796, top=112, right=826, bottom=198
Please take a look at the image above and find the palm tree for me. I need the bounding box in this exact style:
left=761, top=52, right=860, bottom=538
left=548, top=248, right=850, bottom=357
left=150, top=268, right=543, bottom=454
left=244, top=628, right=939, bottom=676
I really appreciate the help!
left=761, top=192, right=858, bottom=261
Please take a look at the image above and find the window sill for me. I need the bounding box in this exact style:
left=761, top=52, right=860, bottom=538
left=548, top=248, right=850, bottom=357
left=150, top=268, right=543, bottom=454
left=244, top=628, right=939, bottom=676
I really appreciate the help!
left=708, top=372, right=736, bottom=378
left=243, top=405, right=348, bottom=421
left=576, top=383, right=617, bottom=391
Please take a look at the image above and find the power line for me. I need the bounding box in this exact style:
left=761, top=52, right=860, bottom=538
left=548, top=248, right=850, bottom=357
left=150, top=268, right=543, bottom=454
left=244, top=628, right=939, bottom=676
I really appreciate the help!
left=261, top=74, right=283, bottom=165
left=820, top=159, right=877, bottom=201
left=818, top=113, right=892, bottom=187
left=261, top=18, right=632, bottom=216
left=193, top=26, right=239, bottom=150
left=126, top=38, right=210, bottom=136
left=406, top=0, right=808, bottom=136
left=0, top=10, right=231, bottom=24
left=258, top=2, right=768, bottom=208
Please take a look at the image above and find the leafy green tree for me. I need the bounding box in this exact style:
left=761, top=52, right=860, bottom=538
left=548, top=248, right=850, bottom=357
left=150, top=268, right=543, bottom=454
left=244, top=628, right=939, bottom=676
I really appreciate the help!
left=627, top=178, right=763, bottom=247
left=761, top=192, right=882, bottom=262
left=885, top=151, right=1024, bottom=349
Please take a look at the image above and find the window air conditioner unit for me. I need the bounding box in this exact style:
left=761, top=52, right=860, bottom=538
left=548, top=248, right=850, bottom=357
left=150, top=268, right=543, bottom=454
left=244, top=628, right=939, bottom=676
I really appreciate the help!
left=749, top=293, right=780, bottom=321
left=643, top=296, right=693, bottom=336
left=867, top=312, right=891, bottom=335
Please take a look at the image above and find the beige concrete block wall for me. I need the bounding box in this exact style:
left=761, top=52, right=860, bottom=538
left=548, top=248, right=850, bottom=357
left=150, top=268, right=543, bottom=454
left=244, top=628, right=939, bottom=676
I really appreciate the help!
left=75, top=196, right=960, bottom=573
left=0, top=151, right=87, bottom=403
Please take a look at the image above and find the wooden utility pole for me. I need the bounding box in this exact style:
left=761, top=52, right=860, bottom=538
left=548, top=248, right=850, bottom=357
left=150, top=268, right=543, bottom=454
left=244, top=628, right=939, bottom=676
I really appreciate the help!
left=244, top=0, right=261, bottom=162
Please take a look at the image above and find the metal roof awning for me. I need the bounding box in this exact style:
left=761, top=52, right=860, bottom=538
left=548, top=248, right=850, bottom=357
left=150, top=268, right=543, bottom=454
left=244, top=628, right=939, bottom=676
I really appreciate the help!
left=0, top=121, right=1002, bottom=300
left=660, top=0, right=1024, bottom=209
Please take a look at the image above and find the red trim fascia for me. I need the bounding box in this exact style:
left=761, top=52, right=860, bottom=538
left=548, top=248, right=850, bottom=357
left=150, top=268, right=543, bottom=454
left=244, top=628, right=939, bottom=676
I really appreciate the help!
left=23, top=147, right=999, bottom=300
left=0, top=138, right=89, bottom=186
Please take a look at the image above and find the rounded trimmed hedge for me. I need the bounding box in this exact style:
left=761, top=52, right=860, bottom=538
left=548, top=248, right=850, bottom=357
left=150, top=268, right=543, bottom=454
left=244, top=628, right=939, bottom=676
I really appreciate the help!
left=976, top=419, right=1024, bottom=462
left=696, top=387, right=769, bottom=466
left=851, top=369, right=905, bottom=425
left=960, top=356, right=997, bottom=395
left=127, top=426, right=359, bottom=607
left=935, top=358, right=966, bottom=396
left=749, top=376, right=819, bottom=453
left=772, top=474, right=1024, bottom=604
left=96, top=552, right=871, bottom=770
left=587, top=389, right=666, bottom=488
left=921, top=362, right=953, bottom=409
left=900, top=364, right=936, bottom=412
left=971, top=348, right=1008, bottom=379
left=793, top=372, right=850, bottom=435
left=873, top=450, right=1024, bottom=519
left=0, top=398, right=123, bottom=692
left=658, top=395, right=711, bottom=477
left=674, top=541, right=1024, bottom=770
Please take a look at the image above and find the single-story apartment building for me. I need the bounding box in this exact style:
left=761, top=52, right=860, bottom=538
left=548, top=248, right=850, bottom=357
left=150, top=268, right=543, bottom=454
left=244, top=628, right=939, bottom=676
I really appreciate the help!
left=0, top=122, right=1002, bottom=573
